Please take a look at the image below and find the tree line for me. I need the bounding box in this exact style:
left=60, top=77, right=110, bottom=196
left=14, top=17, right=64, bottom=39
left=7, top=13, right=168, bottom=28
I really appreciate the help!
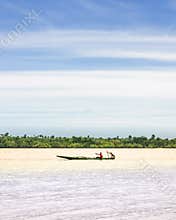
left=0, top=133, right=176, bottom=148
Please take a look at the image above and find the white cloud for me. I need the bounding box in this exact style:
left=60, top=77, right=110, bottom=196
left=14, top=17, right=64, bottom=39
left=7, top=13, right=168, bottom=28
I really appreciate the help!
left=1, top=30, right=176, bottom=62
left=0, top=70, right=176, bottom=99
left=1, top=70, right=176, bottom=136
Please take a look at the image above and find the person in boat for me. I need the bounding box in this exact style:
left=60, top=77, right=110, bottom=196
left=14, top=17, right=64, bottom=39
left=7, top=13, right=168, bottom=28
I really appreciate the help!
left=107, top=151, right=115, bottom=159
left=96, top=152, right=103, bottom=159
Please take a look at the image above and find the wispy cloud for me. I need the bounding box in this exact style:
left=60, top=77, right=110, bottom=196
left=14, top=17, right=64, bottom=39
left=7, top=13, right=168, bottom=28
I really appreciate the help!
left=78, top=0, right=138, bottom=17
left=1, top=70, right=176, bottom=136
left=1, top=30, right=176, bottom=62
left=78, top=0, right=106, bottom=15
left=0, top=70, right=176, bottom=99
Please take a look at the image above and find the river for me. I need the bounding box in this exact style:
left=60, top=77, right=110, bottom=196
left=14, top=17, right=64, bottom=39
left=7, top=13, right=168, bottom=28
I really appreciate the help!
left=0, top=149, right=176, bottom=219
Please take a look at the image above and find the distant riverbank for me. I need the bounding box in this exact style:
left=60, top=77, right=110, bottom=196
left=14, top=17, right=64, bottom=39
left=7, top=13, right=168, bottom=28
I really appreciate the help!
left=0, top=134, right=176, bottom=148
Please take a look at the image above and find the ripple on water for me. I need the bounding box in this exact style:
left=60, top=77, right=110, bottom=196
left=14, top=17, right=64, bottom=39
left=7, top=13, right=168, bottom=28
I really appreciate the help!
left=0, top=169, right=176, bottom=220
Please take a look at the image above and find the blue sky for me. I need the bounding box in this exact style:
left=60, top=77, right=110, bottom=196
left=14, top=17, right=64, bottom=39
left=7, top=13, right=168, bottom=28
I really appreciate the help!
left=0, top=0, right=176, bottom=137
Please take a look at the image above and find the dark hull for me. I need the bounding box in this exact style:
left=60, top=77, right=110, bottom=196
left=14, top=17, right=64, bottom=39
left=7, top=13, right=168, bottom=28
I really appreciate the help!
left=57, top=155, right=115, bottom=160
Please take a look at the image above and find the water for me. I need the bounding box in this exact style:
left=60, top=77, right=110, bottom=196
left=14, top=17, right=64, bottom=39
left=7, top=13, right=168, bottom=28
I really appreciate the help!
left=0, top=168, right=176, bottom=220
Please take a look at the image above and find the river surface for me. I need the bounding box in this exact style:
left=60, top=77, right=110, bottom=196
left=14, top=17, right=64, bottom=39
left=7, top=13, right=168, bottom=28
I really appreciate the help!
left=0, top=149, right=176, bottom=220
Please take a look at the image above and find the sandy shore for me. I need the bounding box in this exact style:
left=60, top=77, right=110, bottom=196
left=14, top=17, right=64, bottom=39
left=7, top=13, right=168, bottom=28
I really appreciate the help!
left=0, top=148, right=176, bottom=172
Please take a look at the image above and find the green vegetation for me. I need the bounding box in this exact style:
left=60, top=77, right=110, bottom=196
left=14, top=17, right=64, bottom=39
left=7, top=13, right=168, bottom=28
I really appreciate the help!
left=0, top=133, right=176, bottom=148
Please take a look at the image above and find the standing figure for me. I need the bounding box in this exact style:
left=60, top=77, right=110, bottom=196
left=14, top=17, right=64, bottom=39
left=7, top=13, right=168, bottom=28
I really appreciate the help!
left=107, top=151, right=115, bottom=159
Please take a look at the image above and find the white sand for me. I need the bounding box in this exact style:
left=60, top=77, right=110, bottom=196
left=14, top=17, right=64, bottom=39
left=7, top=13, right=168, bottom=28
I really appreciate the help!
left=0, top=148, right=176, bottom=172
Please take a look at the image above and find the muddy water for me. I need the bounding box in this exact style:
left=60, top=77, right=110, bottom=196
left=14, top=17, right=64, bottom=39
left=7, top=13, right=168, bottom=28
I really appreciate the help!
left=0, top=149, right=176, bottom=220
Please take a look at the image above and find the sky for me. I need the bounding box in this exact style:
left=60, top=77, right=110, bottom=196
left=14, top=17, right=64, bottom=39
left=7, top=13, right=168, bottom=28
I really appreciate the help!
left=0, top=0, right=176, bottom=137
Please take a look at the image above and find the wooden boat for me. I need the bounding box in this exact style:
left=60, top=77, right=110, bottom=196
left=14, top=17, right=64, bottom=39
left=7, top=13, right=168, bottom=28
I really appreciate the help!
left=56, top=155, right=115, bottom=160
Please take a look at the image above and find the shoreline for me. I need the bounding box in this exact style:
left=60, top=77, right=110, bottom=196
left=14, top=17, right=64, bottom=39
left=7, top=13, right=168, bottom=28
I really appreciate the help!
left=1, top=135, right=176, bottom=148
left=1, top=147, right=176, bottom=149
